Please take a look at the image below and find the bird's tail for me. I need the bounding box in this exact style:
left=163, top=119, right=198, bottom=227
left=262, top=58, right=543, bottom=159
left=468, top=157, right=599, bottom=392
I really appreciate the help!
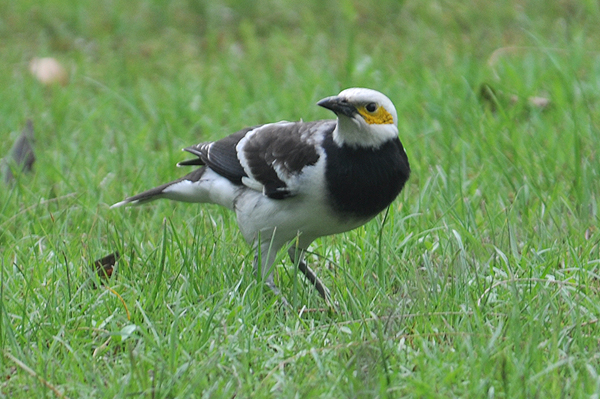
left=111, top=167, right=207, bottom=208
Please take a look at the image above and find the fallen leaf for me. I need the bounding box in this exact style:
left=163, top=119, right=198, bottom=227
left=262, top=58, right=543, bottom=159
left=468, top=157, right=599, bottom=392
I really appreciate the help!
left=93, top=251, right=121, bottom=282
left=2, top=119, right=35, bottom=184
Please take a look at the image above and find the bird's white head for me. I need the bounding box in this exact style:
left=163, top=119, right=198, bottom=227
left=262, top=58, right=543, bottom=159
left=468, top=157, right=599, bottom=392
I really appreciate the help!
left=317, top=88, right=398, bottom=148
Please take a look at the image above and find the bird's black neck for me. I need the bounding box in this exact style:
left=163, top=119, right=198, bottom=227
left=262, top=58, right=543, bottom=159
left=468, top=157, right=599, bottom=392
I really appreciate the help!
left=322, top=134, right=410, bottom=219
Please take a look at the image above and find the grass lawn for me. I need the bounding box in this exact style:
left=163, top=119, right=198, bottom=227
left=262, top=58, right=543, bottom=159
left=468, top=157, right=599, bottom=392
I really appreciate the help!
left=1, top=0, right=600, bottom=397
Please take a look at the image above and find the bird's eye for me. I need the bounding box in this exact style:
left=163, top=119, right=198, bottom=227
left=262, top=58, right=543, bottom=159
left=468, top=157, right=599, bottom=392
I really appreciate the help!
left=365, top=103, right=377, bottom=113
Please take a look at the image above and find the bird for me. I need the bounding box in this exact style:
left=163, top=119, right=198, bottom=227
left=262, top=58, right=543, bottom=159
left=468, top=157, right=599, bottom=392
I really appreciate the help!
left=112, top=88, right=410, bottom=305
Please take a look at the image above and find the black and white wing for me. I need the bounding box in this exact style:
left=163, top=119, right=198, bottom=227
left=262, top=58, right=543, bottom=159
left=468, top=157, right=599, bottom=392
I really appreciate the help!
left=235, top=121, right=331, bottom=199
left=178, top=126, right=254, bottom=183
left=112, top=120, right=335, bottom=207
left=181, top=120, right=334, bottom=199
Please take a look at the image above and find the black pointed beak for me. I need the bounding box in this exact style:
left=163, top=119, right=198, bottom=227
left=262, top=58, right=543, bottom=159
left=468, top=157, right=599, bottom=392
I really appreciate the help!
left=317, top=96, right=356, bottom=117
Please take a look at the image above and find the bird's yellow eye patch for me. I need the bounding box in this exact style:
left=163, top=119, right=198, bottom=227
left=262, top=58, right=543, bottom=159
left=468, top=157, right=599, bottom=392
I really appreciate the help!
left=357, top=105, right=394, bottom=125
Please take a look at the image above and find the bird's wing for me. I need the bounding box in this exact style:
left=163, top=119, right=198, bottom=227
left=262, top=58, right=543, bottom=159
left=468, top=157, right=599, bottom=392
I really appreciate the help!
left=179, top=126, right=255, bottom=183
left=179, top=120, right=335, bottom=199
left=236, top=120, right=334, bottom=199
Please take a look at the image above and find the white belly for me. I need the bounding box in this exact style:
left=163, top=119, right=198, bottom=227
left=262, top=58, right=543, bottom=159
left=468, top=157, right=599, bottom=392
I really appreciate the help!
left=233, top=189, right=370, bottom=248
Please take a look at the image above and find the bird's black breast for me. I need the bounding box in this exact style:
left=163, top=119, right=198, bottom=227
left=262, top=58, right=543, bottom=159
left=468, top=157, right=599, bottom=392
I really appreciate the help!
left=323, top=135, right=410, bottom=219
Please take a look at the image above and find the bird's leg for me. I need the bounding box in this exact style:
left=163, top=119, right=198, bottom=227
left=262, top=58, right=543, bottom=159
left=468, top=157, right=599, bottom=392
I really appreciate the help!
left=288, top=247, right=331, bottom=304
left=254, top=240, right=290, bottom=307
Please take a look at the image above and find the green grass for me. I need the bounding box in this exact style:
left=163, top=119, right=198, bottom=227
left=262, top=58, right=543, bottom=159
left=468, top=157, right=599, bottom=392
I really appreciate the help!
left=2, top=0, right=600, bottom=397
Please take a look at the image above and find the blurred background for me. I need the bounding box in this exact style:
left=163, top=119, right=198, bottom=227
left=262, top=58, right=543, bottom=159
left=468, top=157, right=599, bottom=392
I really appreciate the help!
left=3, top=0, right=599, bottom=204
left=2, top=1, right=600, bottom=396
